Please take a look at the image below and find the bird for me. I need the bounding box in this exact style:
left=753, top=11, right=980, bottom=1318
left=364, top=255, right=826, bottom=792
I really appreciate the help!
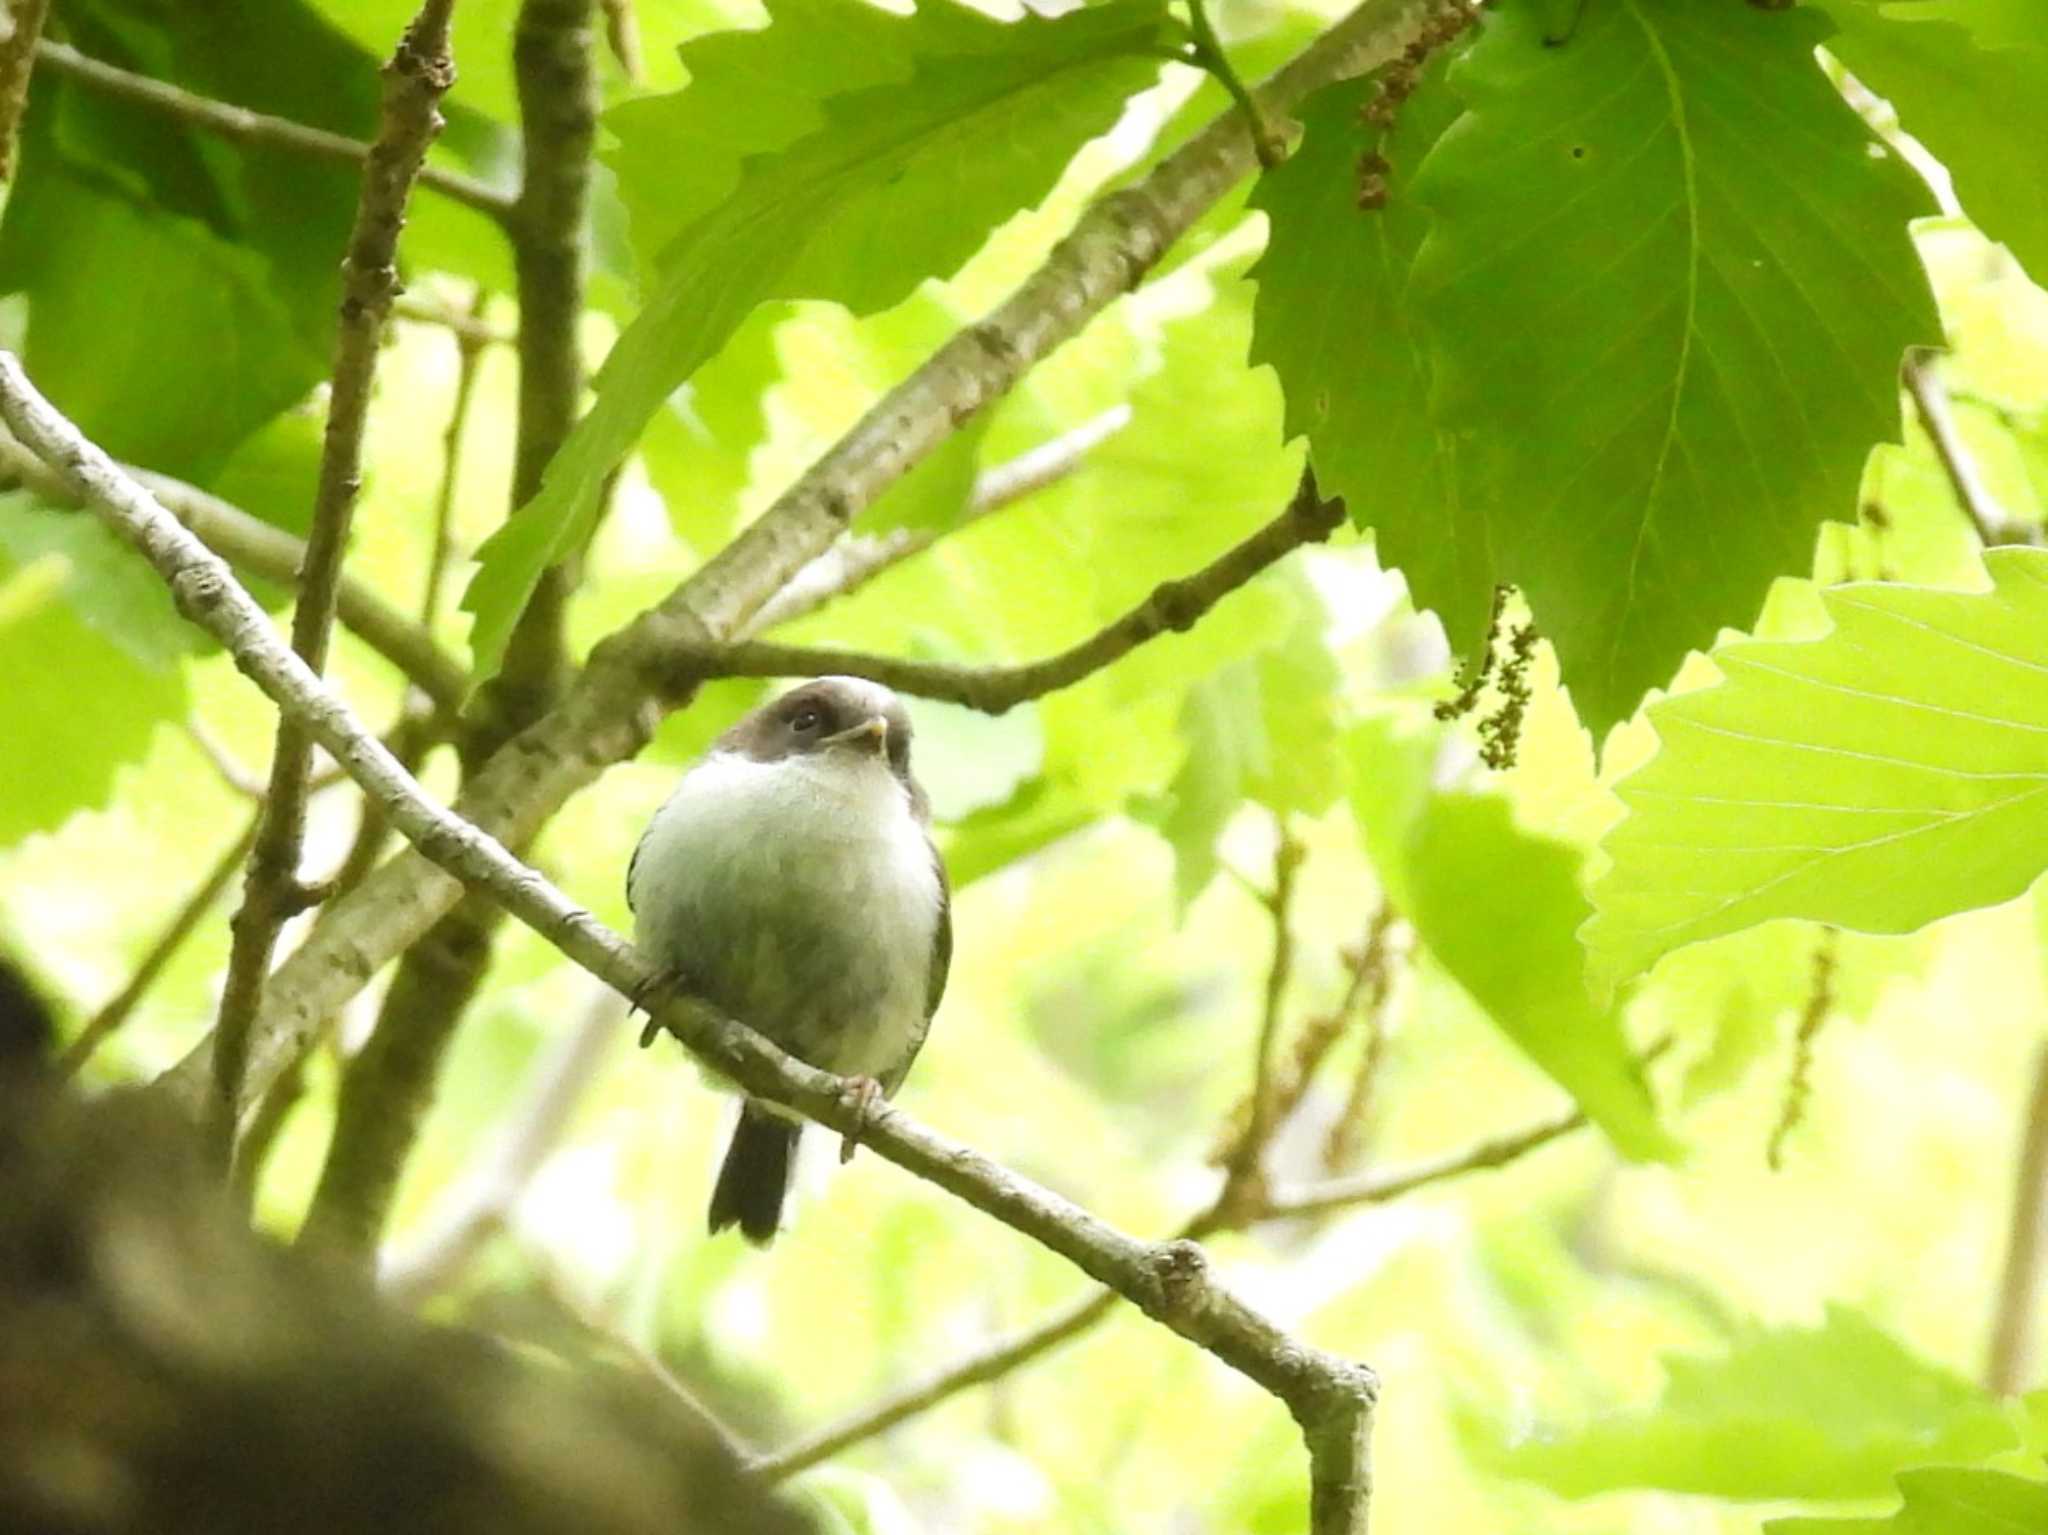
left=627, top=676, right=951, bottom=1244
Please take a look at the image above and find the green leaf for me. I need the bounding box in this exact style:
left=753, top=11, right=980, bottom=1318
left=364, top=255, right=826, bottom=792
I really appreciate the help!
left=465, top=0, right=1170, bottom=679
left=1150, top=588, right=1344, bottom=907
left=1821, top=0, right=2048, bottom=286
left=1347, top=714, right=1675, bottom=1159
left=1487, top=1306, right=2015, bottom=1500
left=1251, top=61, right=1494, bottom=658
left=1770, top=1467, right=2048, bottom=1534
left=0, top=551, right=187, bottom=849
left=1586, top=549, right=2048, bottom=999
left=1406, top=0, right=1939, bottom=731
left=0, top=496, right=199, bottom=665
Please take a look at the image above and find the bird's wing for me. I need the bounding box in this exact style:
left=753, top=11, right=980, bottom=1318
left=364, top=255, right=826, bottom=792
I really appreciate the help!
left=926, top=840, right=952, bottom=1021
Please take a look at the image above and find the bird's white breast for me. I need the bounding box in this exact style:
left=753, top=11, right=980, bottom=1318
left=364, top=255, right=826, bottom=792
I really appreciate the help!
left=629, top=749, right=942, bottom=1080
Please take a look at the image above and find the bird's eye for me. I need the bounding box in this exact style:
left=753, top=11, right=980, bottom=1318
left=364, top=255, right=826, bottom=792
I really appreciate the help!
left=791, top=707, right=822, bottom=732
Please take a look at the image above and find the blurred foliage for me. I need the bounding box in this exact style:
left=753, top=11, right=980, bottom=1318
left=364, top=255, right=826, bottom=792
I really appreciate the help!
left=4, top=0, right=2048, bottom=1531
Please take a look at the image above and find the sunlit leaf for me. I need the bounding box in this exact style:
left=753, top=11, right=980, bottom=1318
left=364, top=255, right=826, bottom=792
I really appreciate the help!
left=1822, top=0, right=2048, bottom=286
left=1586, top=549, right=2048, bottom=998
left=0, top=551, right=187, bottom=849
left=466, top=0, right=1171, bottom=678
left=1769, top=1467, right=2048, bottom=1534
left=1486, top=1306, right=2015, bottom=1500
left=1407, top=0, right=1939, bottom=730
left=1347, top=714, right=1675, bottom=1159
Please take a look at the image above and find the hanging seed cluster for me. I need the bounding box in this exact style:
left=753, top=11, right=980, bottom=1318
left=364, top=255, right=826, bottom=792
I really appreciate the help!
left=1355, top=0, right=1484, bottom=210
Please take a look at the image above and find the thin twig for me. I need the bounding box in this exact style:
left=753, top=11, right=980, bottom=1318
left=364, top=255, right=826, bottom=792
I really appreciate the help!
left=393, top=290, right=513, bottom=348
left=1987, top=1042, right=2048, bottom=1395
left=32, top=37, right=513, bottom=223
left=56, top=815, right=260, bottom=1079
left=685, top=470, right=1346, bottom=712
left=0, top=356, right=1379, bottom=1535
left=753, top=1096, right=1591, bottom=1483
left=380, top=984, right=623, bottom=1304
left=1767, top=931, right=1837, bottom=1171
left=1324, top=910, right=1405, bottom=1172
left=0, top=434, right=468, bottom=711
left=1904, top=350, right=2038, bottom=548
left=423, top=285, right=493, bottom=630
left=747, top=405, right=1131, bottom=634
left=212, top=1, right=460, bottom=1159
left=1222, top=826, right=1305, bottom=1208
left=0, top=0, right=51, bottom=178
left=183, top=721, right=270, bottom=801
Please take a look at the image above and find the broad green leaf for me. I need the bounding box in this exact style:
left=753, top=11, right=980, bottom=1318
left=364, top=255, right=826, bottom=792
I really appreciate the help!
left=466, top=0, right=1171, bottom=678
left=1487, top=1306, right=2015, bottom=1499
left=1149, top=588, right=1344, bottom=907
left=0, top=497, right=198, bottom=665
left=1347, top=715, right=1675, bottom=1159
left=1822, top=0, right=2048, bottom=286
left=1585, top=549, right=2048, bottom=998
left=1770, top=1467, right=2048, bottom=1534
left=1408, top=0, right=1939, bottom=731
left=1251, top=60, right=1494, bottom=658
left=0, top=553, right=187, bottom=849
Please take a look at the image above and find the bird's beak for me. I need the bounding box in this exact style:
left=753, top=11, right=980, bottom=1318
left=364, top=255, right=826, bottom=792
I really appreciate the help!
left=820, top=715, right=889, bottom=754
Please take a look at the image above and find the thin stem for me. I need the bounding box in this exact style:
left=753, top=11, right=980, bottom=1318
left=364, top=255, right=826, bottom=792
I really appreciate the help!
left=1904, top=350, right=2037, bottom=548
left=1183, top=0, right=1283, bottom=168
left=56, top=814, right=260, bottom=1079
left=1987, top=1042, right=2048, bottom=1395
left=212, top=0, right=460, bottom=1160
left=1324, top=908, right=1404, bottom=1172
left=32, top=37, right=514, bottom=223
left=422, top=284, right=492, bottom=631
left=1224, top=825, right=1305, bottom=1206
left=753, top=1097, right=1592, bottom=1484
left=393, top=290, right=513, bottom=348
left=746, top=405, right=1131, bottom=635
left=0, top=0, right=52, bottom=179
left=685, top=469, right=1347, bottom=713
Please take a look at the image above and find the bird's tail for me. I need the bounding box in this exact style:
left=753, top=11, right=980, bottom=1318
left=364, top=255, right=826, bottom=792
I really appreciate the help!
left=708, top=1101, right=800, bottom=1245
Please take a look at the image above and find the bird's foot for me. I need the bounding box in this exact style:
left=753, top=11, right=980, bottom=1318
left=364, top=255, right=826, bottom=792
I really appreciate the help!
left=629, top=966, right=692, bottom=1049
left=837, top=1075, right=884, bottom=1164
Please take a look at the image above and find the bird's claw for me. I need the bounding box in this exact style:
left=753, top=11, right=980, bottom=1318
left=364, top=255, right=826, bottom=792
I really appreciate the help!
left=629, top=967, right=691, bottom=1049
left=838, top=1075, right=884, bottom=1164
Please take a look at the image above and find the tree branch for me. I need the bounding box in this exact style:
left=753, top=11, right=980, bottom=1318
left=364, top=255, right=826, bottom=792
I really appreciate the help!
left=149, top=0, right=1436, bottom=1225
left=212, top=2, right=460, bottom=1159
left=1987, top=1041, right=2048, bottom=1395
left=31, top=37, right=514, bottom=224
left=679, top=470, right=1344, bottom=710
left=0, top=435, right=468, bottom=712
left=1903, top=350, right=2039, bottom=549
left=0, top=355, right=1378, bottom=1535
left=745, top=405, right=1131, bottom=634
left=753, top=1099, right=1594, bottom=1485
left=0, top=0, right=51, bottom=179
